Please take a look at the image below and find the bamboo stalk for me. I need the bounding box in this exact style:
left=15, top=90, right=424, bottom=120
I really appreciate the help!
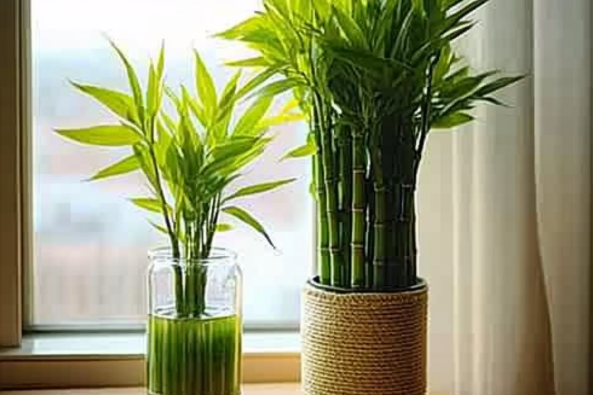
left=315, top=95, right=342, bottom=288
left=313, top=129, right=330, bottom=284
left=372, top=183, right=387, bottom=288
left=351, top=130, right=366, bottom=288
left=147, top=314, right=240, bottom=395
left=365, top=170, right=374, bottom=289
left=339, top=129, right=353, bottom=287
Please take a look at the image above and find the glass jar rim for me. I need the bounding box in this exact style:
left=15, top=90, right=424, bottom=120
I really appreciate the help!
left=148, top=246, right=237, bottom=265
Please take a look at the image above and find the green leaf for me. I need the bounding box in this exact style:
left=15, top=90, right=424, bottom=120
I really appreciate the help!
left=210, top=137, right=262, bottom=162
left=226, top=57, right=271, bottom=68
left=88, top=154, right=140, bottom=181
left=215, top=15, right=265, bottom=41
left=146, top=64, right=160, bottom=117
left=194, top=50, right=218, bottom=117
left=133, top=144, right=159, bottom=191
left=474, top=75, right=525, bottom=97
left=55, top=125, right=141, bottom=146
left=222, top=206, right=276, bottom=248
left=331, top=5, right=366, bottom=47
left=107, top=39, right=144, bottom=115
left=148, top=220, right=169, bottom=236
left=70, top=82, right=139, bottom=125
left=255, top=78, right=303, bottom=100
left=213, top=71, right=242, bottom=140
left=224, top=178, right=295, bottom=202
left=130, top=197, right=170, bottom=214
left=432, top=112, right=475, bottom=129
left=311, top=0, right=331, bottom=21
left=216, top=223, right=234, bottom=232
left=233, top=96, right=274, bottom=136
left=182, top=85, right=208, bottom=128
left=236, top=68, right=278, bottom=100
left=281, top=141, right=317, bottom=160
left=157, top=41, right=166, bottom=79
left=258, top=112, right=305, bottom=130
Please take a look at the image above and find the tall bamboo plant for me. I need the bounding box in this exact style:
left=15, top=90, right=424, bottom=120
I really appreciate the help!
left=56, top=40, right=303, bottom=316
left=218, top=0, right=523, bottom=290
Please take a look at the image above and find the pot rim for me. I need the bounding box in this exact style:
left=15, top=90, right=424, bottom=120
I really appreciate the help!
left=307, top=276, right=427, bottom=294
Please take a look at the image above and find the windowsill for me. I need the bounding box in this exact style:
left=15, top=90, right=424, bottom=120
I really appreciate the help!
left=0, top=330, right=300, bottom=359
left=0, top=331, right=301, bottom=389
left=1, top=384, right=301, bottom=394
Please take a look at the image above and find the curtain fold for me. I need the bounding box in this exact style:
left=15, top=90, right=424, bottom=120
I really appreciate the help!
left=422, top=0, right=591, bottom=394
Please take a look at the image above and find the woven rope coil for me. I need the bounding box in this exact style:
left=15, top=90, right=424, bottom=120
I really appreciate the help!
left=302, top=282, right=428, bottom=395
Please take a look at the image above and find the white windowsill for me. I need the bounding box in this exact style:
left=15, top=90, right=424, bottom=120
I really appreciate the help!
left=0, top=331, right=301, bottom=359
left=0, top=331, right=301, bottom=389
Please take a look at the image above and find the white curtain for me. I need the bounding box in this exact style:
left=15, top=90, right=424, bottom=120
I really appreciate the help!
left=418, top=0, right=592, bottom=394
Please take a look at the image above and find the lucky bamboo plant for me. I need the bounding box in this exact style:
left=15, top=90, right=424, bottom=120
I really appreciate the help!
left=55, top=40, right=302, bottom=317
left=218, top=0, right=522, bottom=290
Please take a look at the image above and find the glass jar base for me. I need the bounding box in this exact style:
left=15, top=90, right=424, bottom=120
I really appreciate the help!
left=147, top=312, right=241, bottom=395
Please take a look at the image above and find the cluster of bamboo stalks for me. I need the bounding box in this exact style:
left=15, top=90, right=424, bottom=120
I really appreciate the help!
left=218, top=0, right=521, bottom=290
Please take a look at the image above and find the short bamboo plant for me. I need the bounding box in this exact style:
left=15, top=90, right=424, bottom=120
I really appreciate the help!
left=218, top=0, right=522, bottom=290
left=55, top=40, right=302, bottom=395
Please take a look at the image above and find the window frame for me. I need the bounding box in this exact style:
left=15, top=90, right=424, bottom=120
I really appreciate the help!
left=0, top=0, right=300, bottom=388
left=0, top=0, right=24, bottom=349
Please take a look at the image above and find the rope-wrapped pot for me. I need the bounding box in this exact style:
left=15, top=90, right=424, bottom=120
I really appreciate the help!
left=301, top=279, right=428, bottom=395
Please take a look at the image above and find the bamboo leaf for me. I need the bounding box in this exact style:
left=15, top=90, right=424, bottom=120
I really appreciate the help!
left=182, top=85, right=208, bottom=128
left=222, top=206, right=276, bottom=248
left=210, top=137, right=262, bottom=161
left=226, top=57, right=271, bottom=68
left=213, top=71, right=242, bottom=139
left=148, top=220, right=169, bottom=235
left=331, top=5, right=366, bottom=47
left=146, top=64, right=160, bottom=117
left=215, top=15, right=266, bottom=41
left=236, top=68, right=279, bottom=100
left=265, top=0, right=291, bottom=20
left=194, top=50, right=218, bottom=116
left=157, top=41, right=166, bottom=79
left=311, top=0, right=331, bottom=21
left=233, top=96, right=274, bottom=136
left=55, top=125, right=141, bottom=146
left=216, top=223, right=234, bottom=232
left=474, top=75, right=524, bottom=97
left=224, top=178, right=296, bottom=202
left=258, top=112, right=305, bottom=130
left=88, top=154, right=140, bottom=181
left=281, top=141, right=317, bottom=160
left=432, top=112, right=474, bottom=129
left=107, top=39, right=144, bottom=114
left=70, top=82, right=139, bottom=125
left=255, top=78, right=304, bottom=99
left=133, top=144, right=159, bottom=191
left=130, top=197, right=171, bottom=214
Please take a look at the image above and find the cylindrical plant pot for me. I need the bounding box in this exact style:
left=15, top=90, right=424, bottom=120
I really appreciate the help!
left=301, top=278, right=428, bottom=395
left=147, top=247, right=242, bottom=395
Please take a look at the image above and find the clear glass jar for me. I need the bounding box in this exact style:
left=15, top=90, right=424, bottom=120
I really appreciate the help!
left=147, top=247, right=242, bottom=395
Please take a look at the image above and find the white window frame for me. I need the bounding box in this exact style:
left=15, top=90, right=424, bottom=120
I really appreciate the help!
left=0, top=0, right=299, bottom=388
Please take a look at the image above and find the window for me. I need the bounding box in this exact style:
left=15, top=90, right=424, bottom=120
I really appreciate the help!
left=29, top=0, right=313, bottom=330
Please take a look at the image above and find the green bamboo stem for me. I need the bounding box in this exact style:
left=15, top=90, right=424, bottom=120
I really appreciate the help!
left=365, top=170, right=374, bottom=289
left=351, top=131, right=365, bottom=288
left=339, top=129, right=353, bottom=287
left=173, top=267, right=185, bottom=316
left=314, top=95, right=342, bottom=287
left=408, top=198, right=418, bottom=285
left=372, top=184, right=387, bottom=289
left=313, top=128, right=330, bottom=285
left=147, top=313, right=240, bottom=395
